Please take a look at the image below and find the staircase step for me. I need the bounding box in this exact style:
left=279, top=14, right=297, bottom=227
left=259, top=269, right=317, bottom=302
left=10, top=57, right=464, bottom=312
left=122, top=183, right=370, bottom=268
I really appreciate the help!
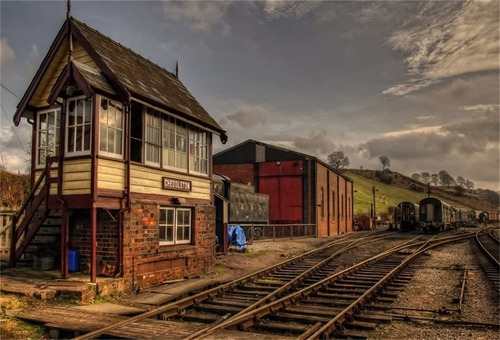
left=32, top=235, right=58, bottom=244
left=37, top=226, right=60, bottom=235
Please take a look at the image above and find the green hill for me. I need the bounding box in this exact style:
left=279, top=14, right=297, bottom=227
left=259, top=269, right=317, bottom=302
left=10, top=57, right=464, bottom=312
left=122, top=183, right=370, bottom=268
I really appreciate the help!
left=344, top=169, right=497, bottom=218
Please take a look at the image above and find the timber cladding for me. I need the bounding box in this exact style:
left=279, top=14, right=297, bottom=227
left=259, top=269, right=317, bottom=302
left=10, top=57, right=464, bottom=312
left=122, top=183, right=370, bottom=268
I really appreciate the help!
left=122, top=201, right=215, bottom=289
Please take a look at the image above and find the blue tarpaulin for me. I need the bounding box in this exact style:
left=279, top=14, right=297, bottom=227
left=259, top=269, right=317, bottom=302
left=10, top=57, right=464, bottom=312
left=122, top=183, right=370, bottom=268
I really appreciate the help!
left=227, top=225, right=247, bottom=251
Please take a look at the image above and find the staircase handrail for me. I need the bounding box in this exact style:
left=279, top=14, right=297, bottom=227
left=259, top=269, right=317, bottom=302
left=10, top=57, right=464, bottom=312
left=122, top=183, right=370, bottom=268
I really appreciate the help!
left=8, top=156, right=56, bottom=266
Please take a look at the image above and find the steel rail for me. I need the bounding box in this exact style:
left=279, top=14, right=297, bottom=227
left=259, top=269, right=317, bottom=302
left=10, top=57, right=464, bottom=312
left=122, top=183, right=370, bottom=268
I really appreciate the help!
left=183, top=233, right=401, bottom=340
left=475, top=228, right=500, bottom=269
left=190, top=235, right=428, bottom=338
left=489, top=228, right=499, bottom=243
left=307, top=233, right=475, bottom=339
left=191, top=233, right=472, bottom=339
left=73, top=231, right=382, bottom=340
left=456, top=265, right=467, bottom=313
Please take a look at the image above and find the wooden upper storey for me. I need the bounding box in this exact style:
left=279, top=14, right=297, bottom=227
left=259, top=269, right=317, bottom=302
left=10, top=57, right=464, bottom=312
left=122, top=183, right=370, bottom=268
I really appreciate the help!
left=16, top=17, right=224, bottom=203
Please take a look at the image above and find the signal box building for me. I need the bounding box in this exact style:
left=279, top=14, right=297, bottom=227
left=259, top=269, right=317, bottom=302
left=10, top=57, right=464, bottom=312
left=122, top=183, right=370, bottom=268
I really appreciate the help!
left=11, top=15, right=226, bottom=289
left=214, top=140, right=353, bottom=236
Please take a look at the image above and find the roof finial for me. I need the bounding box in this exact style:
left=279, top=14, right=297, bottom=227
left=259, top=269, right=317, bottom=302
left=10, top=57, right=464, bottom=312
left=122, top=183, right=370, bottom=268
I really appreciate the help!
left=67, top=0, right=72, bottom=20
left=175, top=61, right=179, bottom=78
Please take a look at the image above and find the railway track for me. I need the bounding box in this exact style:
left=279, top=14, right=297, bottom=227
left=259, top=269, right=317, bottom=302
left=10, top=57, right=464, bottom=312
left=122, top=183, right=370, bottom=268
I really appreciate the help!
left=475, top=227, right=500, bottom=300
left=74, top=231, right=402, bottom=339
left=75, top=233, right=477, bottom=340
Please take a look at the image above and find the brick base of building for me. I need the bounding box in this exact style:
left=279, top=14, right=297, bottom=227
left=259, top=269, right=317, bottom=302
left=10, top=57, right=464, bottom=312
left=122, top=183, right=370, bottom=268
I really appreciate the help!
left=122, top=200, right=216, bottom=289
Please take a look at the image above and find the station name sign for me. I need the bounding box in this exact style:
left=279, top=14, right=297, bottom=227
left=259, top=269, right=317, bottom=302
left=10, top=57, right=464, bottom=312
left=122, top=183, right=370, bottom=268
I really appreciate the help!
left=162, top=177, right=191, bottom=192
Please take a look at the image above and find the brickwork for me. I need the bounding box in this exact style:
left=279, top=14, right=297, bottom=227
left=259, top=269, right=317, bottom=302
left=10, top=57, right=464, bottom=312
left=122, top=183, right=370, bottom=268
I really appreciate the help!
left=122, top=200, right=215, bottom=289
left=69, top=209, right=118, bottom=274
left=213, top=163, right=254, bottom=185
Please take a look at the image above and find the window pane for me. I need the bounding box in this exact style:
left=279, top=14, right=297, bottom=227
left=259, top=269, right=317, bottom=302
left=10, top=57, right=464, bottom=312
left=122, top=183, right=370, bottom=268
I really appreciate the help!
left=166, top=226, right=173, bottom=242
left=68, top=127, right=74, bottom=152
left=68, top=102, right=75, bottom=126
left=77, top=100, right=83, bottom=124
left=99, top=126, right=106, bottom=151
left=167, top=209, right=174, bottom=224
left=108, top=129, right=115, bottom=153
left=85, top=99, right=92, bottom=123
left=160, top=209, right=166, bottom=223
left=75, top=126, right=82, bottom=151
left=159, top=226, right=166, bottom=241
left=116, top=130, right=122, bottom=154
left=84, top=125, right=91, bottom=150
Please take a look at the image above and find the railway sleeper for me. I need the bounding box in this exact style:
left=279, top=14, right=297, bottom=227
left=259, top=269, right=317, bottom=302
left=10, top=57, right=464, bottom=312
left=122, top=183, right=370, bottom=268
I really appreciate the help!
left=343, top=320, right=378, bottom=330
left=285, top=305, right=343, bottom=316
left=195, top=303, right=242, bottom=315
left=209, top=298, right=253, bottom=308
left=267, top=311, right=332, bottom=324
left=231, top=288, right=271, bottom=296
left=355, top=311, right=393, bottom=324
left=176, top=312, right=220, bottom=323
left=334, top=329, right=370, bottom=339
left=339, top=279, right=378, bottom=286
left=315, top=292, right=362, bottom=300
left=323, top=287, right=367, bottom=294
left=221, top=293, right=261, bottom=301
left=237, top=284, right=277, bottom=292
left=253, top=320, right=312, bottom=335
left=302, top=297, right=353, bottom=307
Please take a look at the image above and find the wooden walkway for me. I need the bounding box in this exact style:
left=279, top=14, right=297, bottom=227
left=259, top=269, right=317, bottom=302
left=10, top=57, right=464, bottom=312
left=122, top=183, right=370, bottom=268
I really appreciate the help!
left=9, top=307, right=206, bottom=339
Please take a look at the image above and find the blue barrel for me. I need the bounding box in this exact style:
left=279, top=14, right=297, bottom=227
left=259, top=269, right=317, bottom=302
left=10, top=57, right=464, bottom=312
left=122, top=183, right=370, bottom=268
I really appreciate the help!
left=68, top=250, right=80, bottom=272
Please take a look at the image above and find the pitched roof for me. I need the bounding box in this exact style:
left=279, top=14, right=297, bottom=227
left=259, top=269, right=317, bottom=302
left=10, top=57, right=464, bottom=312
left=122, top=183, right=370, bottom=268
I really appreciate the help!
left=14, top=18, right=226, bottom=139
left=215, top=139, right=352, bottom=182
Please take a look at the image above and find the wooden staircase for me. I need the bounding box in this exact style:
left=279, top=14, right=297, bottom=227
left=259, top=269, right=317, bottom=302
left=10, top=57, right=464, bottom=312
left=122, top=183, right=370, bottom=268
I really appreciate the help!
left=8, top=157, right=61, bottom=269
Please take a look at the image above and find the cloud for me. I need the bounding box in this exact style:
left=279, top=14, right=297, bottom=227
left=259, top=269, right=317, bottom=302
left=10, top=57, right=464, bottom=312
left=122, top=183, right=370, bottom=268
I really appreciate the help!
left=385, top=0, right=499, bottom=95
left=358, top=112, right=499, bottom=187
left=225, top=104, right=269, bottom=128
left=263, top=1, right=320, bottom=19
left=1, top=37, right=15, bottom=67
left=162, top=1, right=232, bottom=34
left=292, top=130, right=335, bottom=156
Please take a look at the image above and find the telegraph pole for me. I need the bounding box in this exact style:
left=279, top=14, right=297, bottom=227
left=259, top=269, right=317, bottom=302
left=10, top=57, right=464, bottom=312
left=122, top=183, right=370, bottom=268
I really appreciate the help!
left=372, top=186, right=378, bottom=228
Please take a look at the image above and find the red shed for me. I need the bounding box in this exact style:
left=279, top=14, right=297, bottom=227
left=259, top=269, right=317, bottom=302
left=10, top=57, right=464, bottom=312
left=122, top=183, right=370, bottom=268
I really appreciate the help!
left=214, top=140, right=354, bottom=237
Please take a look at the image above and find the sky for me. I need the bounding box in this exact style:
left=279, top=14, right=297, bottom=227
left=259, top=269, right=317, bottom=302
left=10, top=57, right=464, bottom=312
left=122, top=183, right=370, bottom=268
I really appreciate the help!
left=1, top=1, right=499, bottom=190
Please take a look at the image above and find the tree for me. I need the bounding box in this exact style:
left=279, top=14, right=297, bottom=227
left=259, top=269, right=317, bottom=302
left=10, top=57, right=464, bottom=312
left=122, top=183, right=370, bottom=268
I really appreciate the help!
left=327, top=151, right=350, bottom=170
left=431, top=174, right=439, bottom=186
left=420, top=172, right=430, bottom=184
left=379, top=156, right=390, bottom=170
left=456, top=176, right=465, bottom=188
left=465, top=179, right=474, bottom=190
left=411, top=173, right=421, bottom=182
left=438, top=170, right=455, bottom=187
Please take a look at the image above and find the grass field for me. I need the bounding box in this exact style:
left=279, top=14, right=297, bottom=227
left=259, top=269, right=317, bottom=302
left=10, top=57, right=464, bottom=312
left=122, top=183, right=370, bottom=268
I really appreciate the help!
left=345, top=170, right=429, bottom=216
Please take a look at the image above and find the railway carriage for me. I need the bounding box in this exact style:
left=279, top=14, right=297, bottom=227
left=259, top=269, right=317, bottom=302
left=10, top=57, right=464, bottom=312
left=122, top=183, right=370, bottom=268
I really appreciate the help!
left=394, top=201, right=419, bottom=231
left=419, top=197, right=453, bottom=232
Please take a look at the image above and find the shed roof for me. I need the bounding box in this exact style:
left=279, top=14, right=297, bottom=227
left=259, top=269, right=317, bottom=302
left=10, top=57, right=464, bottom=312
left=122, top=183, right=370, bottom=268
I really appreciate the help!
left=214, top=139, right=353, bottom=182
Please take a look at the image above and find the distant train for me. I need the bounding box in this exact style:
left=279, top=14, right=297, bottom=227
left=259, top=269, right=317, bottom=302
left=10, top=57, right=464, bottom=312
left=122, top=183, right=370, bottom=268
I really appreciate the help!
left=394, top=201, right=419, bottom=231
left=418, top=197, right=480, bottom=232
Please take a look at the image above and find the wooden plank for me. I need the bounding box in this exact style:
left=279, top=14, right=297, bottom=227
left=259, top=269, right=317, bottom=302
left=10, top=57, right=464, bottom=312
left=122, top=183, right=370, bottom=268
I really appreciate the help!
left=11, top=307, right=206, bottom=339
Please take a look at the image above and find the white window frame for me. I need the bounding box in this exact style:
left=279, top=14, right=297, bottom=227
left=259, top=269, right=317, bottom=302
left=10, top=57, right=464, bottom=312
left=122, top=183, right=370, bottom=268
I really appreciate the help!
left=159, top=207, right=192, bottom=245
left=189, top=128, right=209, bottom=175
left=144, top=107, right=161, bottom=166
left=98, top=96, right=124, bottom=159
left=66, top=95, right=93, bottom=156
left=36, top=108, right=61, bottom=168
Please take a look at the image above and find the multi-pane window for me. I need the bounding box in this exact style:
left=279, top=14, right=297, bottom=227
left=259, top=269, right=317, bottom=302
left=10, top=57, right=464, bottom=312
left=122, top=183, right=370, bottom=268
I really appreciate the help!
left=37, top=109, right=60, bottom=166
left=99, top=98, right=123, bottom=157
left=140, top=102, right=210, bottom=175
left=189, top=128, right=208, bottom=174
left=67, top=97, right=92, bottom=154
left=145, top=108, right=161, bottom=165
left=162, top=116, right=187, bottom=170
left=159, top=207, right=191, bottom=245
